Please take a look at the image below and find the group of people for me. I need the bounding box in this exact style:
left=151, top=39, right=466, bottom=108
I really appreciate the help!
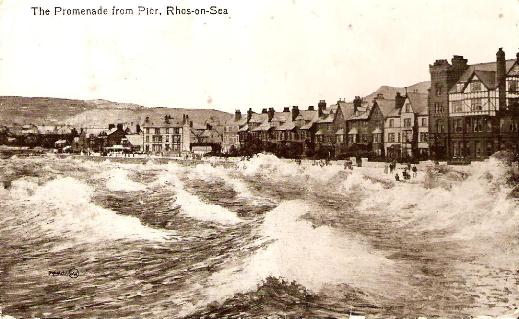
left=385, top=161, right=418, bottom=182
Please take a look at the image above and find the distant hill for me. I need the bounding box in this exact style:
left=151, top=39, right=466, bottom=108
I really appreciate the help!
left=362, top=81, right=430, bottom=101
left=0, top=96, right=232, bottom=127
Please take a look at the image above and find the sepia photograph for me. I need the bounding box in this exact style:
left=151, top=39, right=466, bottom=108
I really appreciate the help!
left=0, top=0, right=519, bottom=318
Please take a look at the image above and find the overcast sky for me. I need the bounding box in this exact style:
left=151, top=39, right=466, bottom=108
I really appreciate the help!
left=1, top=0, right=518, bottom=113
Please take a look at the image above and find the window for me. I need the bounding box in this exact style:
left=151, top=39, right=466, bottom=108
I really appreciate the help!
left=453, top=143, right=459, bottom=157
left=154, top=128, right=160, bottom=134
left=165, top=135, right=169, bottom=142
left=388, top=133, right=395, bottom=143
left=145, top=136, right=149, bottom=143
left=475, top=141, right=481, bottom=157
left=389, top=119, right=394, bottom=128
left=474, top=118, right=483, bottom=132
left=453, top=101, right=462, bottom=112
left=471, top=81, right=481, bottom=92
left=434, top=103, right=444, bottom=114
left=405, top=103, right=411, bottom=113
left=397, top=133, right=401, bottom=142
left=487, top=119, right=492, bottom=132
left=509, top=80, right=518, bottom=92
left=486, top=142, right=493, bottom=156
left=436, top=120, right=444, bottom=133
left=419, top=132, right=428, bottom=143
left=435, top=83, right=443, bottom=96
left=146, top=128, right=150, bottom=134
left=421, top=118, right=428, bottom=127
left=404, top=118, right=411, bottom=127
left=174, top=128, right=180, bottom=134
left=166, top=128, right=170, bottom=134
left=454, top=118, right=463, bottom=133
left=471, top=99, right=482, bottom=111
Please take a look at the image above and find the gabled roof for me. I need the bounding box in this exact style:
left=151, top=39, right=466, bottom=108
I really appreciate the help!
left=316, top=113, right=334, bottom=124
left=348, top=127, right=358, bottom=134
left=451, top=59, right=516, bottom=92
left=407, top=92, right=428, bottom=115
left=376, top=99, right=397, bottom=117
left=239, top=124, right=249, bottom=132
left=335, top=129, right=344, bottom=135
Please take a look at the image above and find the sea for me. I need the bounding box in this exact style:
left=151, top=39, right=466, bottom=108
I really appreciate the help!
left=0, top=154, right=518, bottom=319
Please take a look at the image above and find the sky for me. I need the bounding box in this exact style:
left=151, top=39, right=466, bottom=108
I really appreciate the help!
left=1, top=0, right=519, bottom=113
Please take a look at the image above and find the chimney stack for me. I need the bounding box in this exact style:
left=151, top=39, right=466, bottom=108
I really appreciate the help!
left=291, top=106, right=300, bottom=121
left=261, top=108, right=268, bottom=114
left=145, top=116, right=149, bottom=123
left=308, top=105, right=315, bottom=111
left=283, top=106, right=290, bottom=113
left=247, top=108, right=253, bottom=122
left=268, top=107, right=275, bottom=121
left=497, top=48, right=506, bottom=109
left=234, top=110, right=242, bottom=122
left=318, top=100, right=326, bottom=117
left=353, top=96, right=362, bottom=114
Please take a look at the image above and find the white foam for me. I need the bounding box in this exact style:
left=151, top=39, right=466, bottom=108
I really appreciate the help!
left=102, top=168, right=147, bottom=192
left=199, top=200, right=398, bottom=306
left=24, top=177, right=170, bottom=242
left=164, top=169, right=242, bottom=225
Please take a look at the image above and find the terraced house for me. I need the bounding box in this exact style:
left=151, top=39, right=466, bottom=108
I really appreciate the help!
left=384, top=92, right=429, bottom=159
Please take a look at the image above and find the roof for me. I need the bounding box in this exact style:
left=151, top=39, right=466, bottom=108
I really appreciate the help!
left=372, top=127, right=382, bottom=134
left=142, top=116, right=182, bottom=128
left=376, top=99, right=397, bottom=117
left=249, top=113, right=268, bottom=124
left=275, top=122, right=295, bottom=131
left=474, top=70, right=497, bottom=89
left=315, top=129, right=324, bottom=135
left=300, top=122, right=314, bottom=130
left=271, top=111, right=291, bottom=122
left=316, top=113, right=334, bottom=123
left=252, top=122, right=272, bottom=132
left=225, top=116, right=247, bottom=126
left=239, top=124, right=249, bottom=132
left=125, top=134, right=143, bottom=146
left=55, top=139, right=67, bottom=144
left=407, top=92, right=428, bottom=115
left=348, top=127, right=358, bottom=134
left=335, top=129, right=344, bottom=135
left=450, top=59, right=516, bottom=92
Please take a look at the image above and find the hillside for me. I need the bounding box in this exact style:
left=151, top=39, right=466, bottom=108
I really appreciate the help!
left=0, top=96, right=232, bottom=127
left=362, top=81, right=430, bottom=101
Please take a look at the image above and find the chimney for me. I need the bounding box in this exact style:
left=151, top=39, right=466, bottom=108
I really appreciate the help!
left=116, top=123, right=123, bottom=131
left=318, top=100, right=326, bottom=117
left=234, top=110, right=242, bottom=122
left=145, top=116, right=149, bottom=123
left=268, top=107, right=275, bottom=121
left=108, top=124, right=115, bottom=130
left=353, top=96, right=362, bottom=114
left=189, top=121, right=193, bottom=128
left=291, top=106, right=300, bottom=121
left=164, top=115, right=170, bottom=124
left=247, top=108, right=253, bottom=122
left=451, top=55, right=468, bottom=71
left=395, top=92, right=406, bottom=109
left=516, top=50, right=519, bottom=63
left=283, top=107, right=290, bottom=112
left=308, top=105, right=315, bottom=111
left=261, top=108, right=268, bottom=114
left=497, top=48, right=506, bottom=109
